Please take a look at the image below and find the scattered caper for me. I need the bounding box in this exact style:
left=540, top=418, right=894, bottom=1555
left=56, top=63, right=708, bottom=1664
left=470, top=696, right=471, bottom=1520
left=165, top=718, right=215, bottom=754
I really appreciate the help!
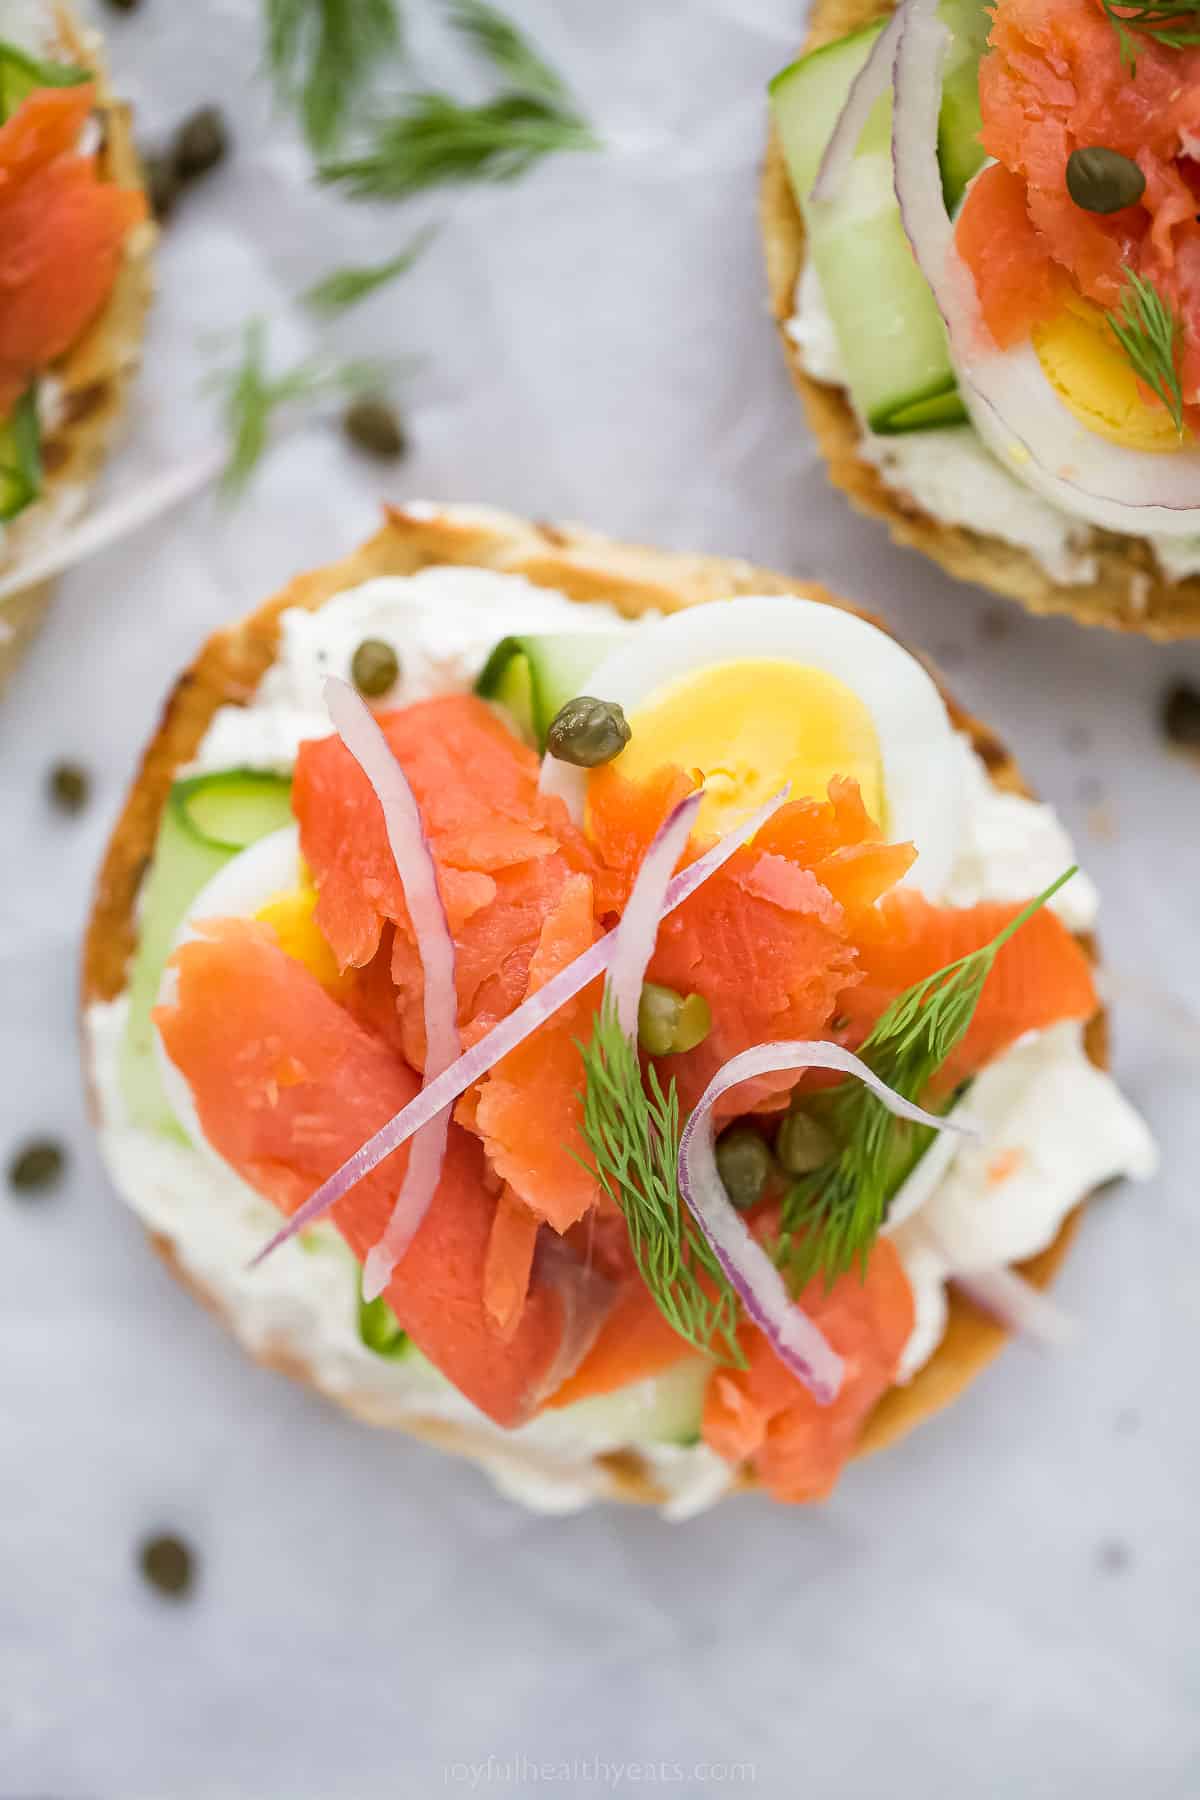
left=545, top=695, right=631, bottom=768
left=358, top=1294, right=409, bottom=1359
left=138, top=1532, right=195, bottom=1599
left=141, top=150, right=180, bottom=222
left=172, top=106, right=230, bottom=182
left=8, top=1139, right=66, bottom=1196
left=776, top=1107, right=837, bottom=1176
left=1163, top=681, right=1200, bottom=750
left=350, top=638, right=400, bottom=699
left=1066, top=147, right=1145, bottom=216
left=714, top=1126, right=773, bottom=1212
left=637, top=983, right=712, bottom=1057
left=343, top=397, right=407, bottom=461
left=49, top=760, right=90, bottom=815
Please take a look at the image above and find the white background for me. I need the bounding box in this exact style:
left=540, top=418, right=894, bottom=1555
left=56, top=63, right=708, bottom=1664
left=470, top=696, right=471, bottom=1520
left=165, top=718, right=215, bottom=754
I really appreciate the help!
left=2, top=1, right=1199, bottom=1794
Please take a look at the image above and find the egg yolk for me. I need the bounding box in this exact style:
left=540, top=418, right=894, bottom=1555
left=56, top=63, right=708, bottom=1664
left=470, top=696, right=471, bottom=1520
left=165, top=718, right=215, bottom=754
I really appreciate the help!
left=1033, top=300, right=1184, bottom=454
left=598, top=658, right=885, bottom=838
left=256, top=882, right=349, bottom=995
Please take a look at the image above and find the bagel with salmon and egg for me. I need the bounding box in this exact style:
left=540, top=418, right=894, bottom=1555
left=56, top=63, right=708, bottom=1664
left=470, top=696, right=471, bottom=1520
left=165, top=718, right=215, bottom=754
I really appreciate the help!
left=82, top=505, right=1155, bottom=1515
left=0, top=0, right=153, bottom=689
left=762, top=0, right=1200, bottom=637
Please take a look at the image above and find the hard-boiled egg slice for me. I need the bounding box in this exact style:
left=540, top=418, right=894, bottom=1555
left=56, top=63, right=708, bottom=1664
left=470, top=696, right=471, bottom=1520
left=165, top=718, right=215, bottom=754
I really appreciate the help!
left=1032, top=298, right=1186, bottom=455
left=540, top=596, right=964, bottom=898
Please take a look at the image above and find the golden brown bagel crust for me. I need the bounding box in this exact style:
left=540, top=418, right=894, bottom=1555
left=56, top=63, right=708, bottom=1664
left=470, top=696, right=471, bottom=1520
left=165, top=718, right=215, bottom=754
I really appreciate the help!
left=0, top=4, right=156, bottom=689
left=760, top=0, right=1200, bottom=640
left=82, top=503, right=1096, bottom=1506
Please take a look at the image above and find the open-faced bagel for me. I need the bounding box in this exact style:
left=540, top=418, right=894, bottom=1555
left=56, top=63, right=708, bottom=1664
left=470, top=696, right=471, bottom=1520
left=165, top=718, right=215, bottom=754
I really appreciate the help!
left=0, top=3, right=155, bottom=690
left=83, top=503, right=1100, bottom=1505
left=760, top=0, right=1200, bottom=640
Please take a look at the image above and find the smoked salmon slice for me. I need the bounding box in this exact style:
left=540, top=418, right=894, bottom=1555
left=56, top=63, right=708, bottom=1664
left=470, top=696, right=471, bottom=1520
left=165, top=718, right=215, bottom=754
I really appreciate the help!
left=0, top=84, right=146, bottom=416
left=838, top=891, right=1098, bottom=1089
left=294, top=694, right=603, bottom=1059
left=155, top=917, right=608, bottom=1427
left=956, top=0, right=1200, bottom=408
left=468, top=871, right=605, bottom=1232
left=702, top=1236, right=915, bottom=1503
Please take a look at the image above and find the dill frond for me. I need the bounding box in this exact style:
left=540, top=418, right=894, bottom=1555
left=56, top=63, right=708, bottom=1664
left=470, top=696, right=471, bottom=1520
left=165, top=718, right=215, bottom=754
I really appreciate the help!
left=777, top=870, right=1078, bottom=1291
left=577, top=1000, right=744, bottom=1366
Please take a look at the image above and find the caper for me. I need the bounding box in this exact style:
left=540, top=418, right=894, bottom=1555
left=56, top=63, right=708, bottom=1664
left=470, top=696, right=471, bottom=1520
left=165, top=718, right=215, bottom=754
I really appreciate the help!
left=8, top=1139, right=66, bottom=1195
left=1163, top=682, right=1200, bottom=750
left=637, top=983, right=712, bottom=1057
left=138, top=1532, right=196, bottom=1599
left=343, top=397, right=407, bottom=461
left=350, top=638, right=400, bottom=698
left=358, top=1294, right=409, bottom=1358
left=141, top=150, right=180, bottom=222
left=172, top=106, right=230, bottom=182
left=776, top=1107, right=837, bottom=1176
left=105, top=0, right=143, bottom=11
left=545, top=695, right=631, bottom=768
left=49, top=760, right=90, bottom=815
left=714, top=1126, right=774, bottom=1212
left=1066, top=147, right=1145, bottom=216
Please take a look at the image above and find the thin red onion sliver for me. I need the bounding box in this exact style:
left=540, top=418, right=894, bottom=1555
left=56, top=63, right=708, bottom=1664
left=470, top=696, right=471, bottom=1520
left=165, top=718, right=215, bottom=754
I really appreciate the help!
left=891, top=0, right=1200, bottom=530
left=322, top=679, right=461, bottom=1301
left=810, top=7, right=904, bottom=205
left=606, top=790, right=703, bottom=1038
left=952, top=1266, right=1075, bottom=1349
left=677, top=1041, right=972, bottom=1405
left=249, top=784, right=793, bottom=1266
left=0, top=445, right=224, bottom=608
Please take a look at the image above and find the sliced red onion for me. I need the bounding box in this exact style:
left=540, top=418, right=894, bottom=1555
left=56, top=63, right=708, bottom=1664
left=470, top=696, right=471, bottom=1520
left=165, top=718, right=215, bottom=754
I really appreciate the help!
left=892, top=0, right=1200, bottom=535
left=677, top=1041, right=971, bottom=1405
left=952, top=1266, right=1075, bottom=1348
left=0, top=446, right=224, bottom=607
left=606, top=790, right=703, bottom=1038
left=322, top=678, right=461, bottom=1301
left=810, top=8, right=904, bottom=205
left=249, top=784, right=793, bottom=1266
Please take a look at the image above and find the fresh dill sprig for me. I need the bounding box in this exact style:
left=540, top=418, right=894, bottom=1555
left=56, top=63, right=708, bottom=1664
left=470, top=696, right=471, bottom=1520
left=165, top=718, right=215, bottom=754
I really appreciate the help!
left=577, top=999, right=745, bottom=1367
left=206, top=319, right=394, bottom=493
left=776, top=869, right=1078, bottom=1293
left=1107, top=268, right=1186, bottom=439
left=320, top=2, right=597, bottom=201
left=1101, top=0, right=1200, bottom=66
left=447, top=0, right=569, bottom=103
left=321, top=94, right=596, bottom=199
left=264, top=0, right=402, bottom=153
left=303, top=226, right=436, bottom=316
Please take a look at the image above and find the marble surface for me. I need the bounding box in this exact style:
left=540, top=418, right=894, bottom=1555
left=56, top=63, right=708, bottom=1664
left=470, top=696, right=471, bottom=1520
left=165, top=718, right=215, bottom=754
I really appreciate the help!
left=1, top=1, right=1199, bottom=1794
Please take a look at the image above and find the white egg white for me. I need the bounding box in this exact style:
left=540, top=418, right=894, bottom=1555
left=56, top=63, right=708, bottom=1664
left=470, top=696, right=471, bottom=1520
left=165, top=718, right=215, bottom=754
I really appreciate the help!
left=954, top=339, right=1200, bottom=541
left=538, top=596, right=965, bottom=900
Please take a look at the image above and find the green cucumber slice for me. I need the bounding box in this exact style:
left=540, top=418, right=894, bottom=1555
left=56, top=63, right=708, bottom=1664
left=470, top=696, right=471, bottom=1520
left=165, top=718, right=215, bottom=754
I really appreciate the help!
left=376, top=1339, right=710, bottom=1446
left=771, top=16, right=985, bottom=435
left=0, top=387, right=41, bottom=524
left=885, top=384, right=974, bottom=431
left=176, top=769, right=298, bottom=850
left=555, top=1356, right=712, bottom=1448
left=937, top=0, right=991, bottom=212
left=119, top=769, right=294, bottom=1136
left=475, top=632, right=623, bottom=748
left=0, top=40, right=89, bottom=123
